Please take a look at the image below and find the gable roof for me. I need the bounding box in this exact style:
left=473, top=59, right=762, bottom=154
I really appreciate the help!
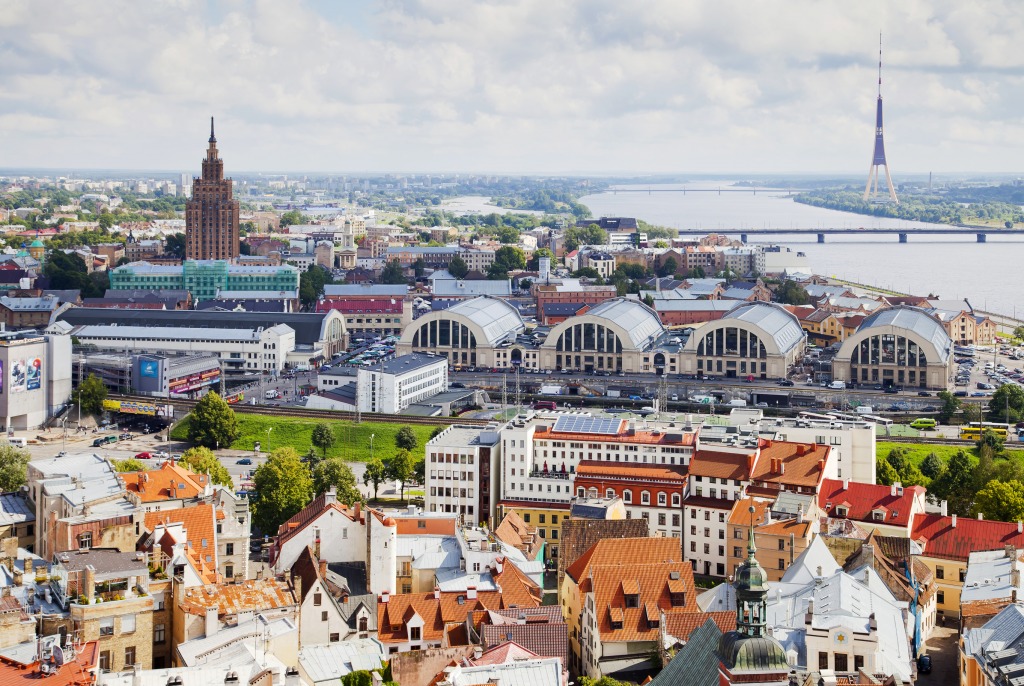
left=493, top=511, right=544, bottom=561
left=565, top=537, right=681, bottom=586
left=750, top=440, right=829, bottom=489
left=688, top=449, right=753, bottom=481
left=556, top=518, right=649, bottom=585
left=912, top=513, right=1024, bottom=562
left=818, top=478, right=925, bottom=528
left=590, top=561, right=698, bottom=642
left=124, top=461, right=208, bottom=502
left=144, top=503, right=218, bottom=580
left=649, top=618, right=723, bottom=686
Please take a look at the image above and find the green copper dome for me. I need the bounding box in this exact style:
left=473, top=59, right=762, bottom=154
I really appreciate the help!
left=717, top=632, right=791, bottom=672
left=30, top=239, right=45, bottom=248
left=735, top=555, right=770, bottom=594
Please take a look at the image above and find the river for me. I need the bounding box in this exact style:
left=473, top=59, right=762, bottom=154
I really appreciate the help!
left=578, top=184, right=1022, bottom=319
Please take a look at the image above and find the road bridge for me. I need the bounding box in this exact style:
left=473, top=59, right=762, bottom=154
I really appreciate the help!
left=671, top=227, right=1024, bottom=243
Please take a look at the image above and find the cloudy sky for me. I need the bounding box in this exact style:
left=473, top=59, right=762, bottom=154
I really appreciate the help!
left=2, top=0, right=1023, bottom=174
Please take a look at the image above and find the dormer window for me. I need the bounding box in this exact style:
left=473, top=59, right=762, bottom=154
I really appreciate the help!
left=872, top=510, right=884, bottom=521
left=836, top=507, right=848, bottom=517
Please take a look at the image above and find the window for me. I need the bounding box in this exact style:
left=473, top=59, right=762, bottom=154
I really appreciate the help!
left=672, top=514, right=680, bottom=527
left=99, top=618, right=114, bottom=636
left=778, top=559, right=785, bottom=570
left=330, top=632, right=340, bottom=642
left=321, top=611, right=328, bottom=621
left=124, top=646, right=136, bottom=668
left=658, top=513, right=666, bottom=526
left=819, top=652, right=829, bottom=670
left=937, top=591, right=945, bottom=605
left=78, top=531, right=92, bottom=549
left=314, top=593, right=322, bottom=606
left=99, top=651, right=110, bottom=672
left=359, top=616, right=369, bottom=632
left=672, top=494, right=680, bottom=506
left=122, top=614, right=136, bottom=633
left=960, top=568, right=967, bottom=582
left=523, top=513, right=530, bottom=523
left=625, top=594, right=639, bottom=609
left=834, top=653, right=848, bottom=672
left=778, top=539, right=785, bottom=551
left=225, top=565, right=234, bottom=579
left=226, top=543, right=234, bottom=556
left=539, top=514, right=546, bottom=524
left=936, top=566, right=944, bottom=580
left=410, top=626, right=421, bottom=640
left=658, top=493, right=667, bottom=506
left=734, top=547, right=742, bottom=558
left=154, top=624, right=166, bottom=644
left=641, top=491, right=650, bottom=505
left=854, top=655, right=864, bottom=671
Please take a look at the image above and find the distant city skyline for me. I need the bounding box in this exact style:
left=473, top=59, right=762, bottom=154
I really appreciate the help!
left=3, top=1, right=1024, bottom=174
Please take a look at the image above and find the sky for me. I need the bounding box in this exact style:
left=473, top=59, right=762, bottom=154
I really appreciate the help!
left=3, top=0, right=1024, bottom=174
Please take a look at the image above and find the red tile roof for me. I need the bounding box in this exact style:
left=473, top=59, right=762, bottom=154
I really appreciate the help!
left=392, top=515, right=457, bottom=536
left=912, top=513, right=1024, bottom=562
left=145, top=503, right=218, bottom=581
left=565, top=537, right=681, bottom=587
left=818, top=479, right=925, bottom=528
left=750, top=440, right=829, bottom=489
left=0, top=641, right=98, bottom=686
left=575, top=461, right=688, bottom=482
left=590, top=562, right=699, bottom=642
left=688, top=449, right=753, bottom=481
left=663, top=612, right=737, bottom=642
left=124, top=461, right=208, bottom=502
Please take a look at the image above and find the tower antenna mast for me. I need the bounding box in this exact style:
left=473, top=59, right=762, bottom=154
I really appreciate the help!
left=863, top=32, right=899, bottom=204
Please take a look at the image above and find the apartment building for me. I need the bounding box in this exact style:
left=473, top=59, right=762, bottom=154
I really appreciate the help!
left=425, top=424, right=501, bottom=525
left=573, top=462, right=686, bottom=540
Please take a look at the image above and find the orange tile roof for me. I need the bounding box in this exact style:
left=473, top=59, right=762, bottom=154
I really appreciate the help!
left=750, top=440, right=829, bottom=489
left=757, top=518, right=813, bottom=537
left=145, top=503, right=218, bottom=580
left=688, top=449, right=754, bottom=481
left=818, top=478, right=925, bottom=528
left=493, top=511, right=544, bottom=561
left=565, top=537, right=681, bottom=587
left=180, top=578, right=296, bottom=617
left=534, top=426, right=695, bottom=447
left=124, top=461, right=208, bottom=502
left=728, top=498, right=771, bottom=527
left=0, top=641, right=98, bottom=686
left=393, top=515, right=457, bottom=536
left=591, top=562, right=699, bottom=642
left=575, top=461, right=687, bottom=482
left=664, top=611, right=736, bottom=642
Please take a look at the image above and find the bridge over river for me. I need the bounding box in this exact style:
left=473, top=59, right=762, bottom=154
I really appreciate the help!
left=674, top=227, right=1024, bottom=243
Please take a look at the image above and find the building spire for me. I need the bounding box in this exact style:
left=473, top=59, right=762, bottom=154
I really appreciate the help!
left=878, top=32, right=882, bottom=97
left=209, top=116, right=216, bottom=144
left=747, top=504, right=757, bottom=561
left=863, top=33, right=898, bottom=204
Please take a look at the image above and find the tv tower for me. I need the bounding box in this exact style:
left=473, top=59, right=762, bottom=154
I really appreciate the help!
left=863, top=34, right=899, bottom=204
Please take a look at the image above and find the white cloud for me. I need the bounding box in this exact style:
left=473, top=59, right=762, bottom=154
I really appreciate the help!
left=1, top=0, right=1022, bottom=173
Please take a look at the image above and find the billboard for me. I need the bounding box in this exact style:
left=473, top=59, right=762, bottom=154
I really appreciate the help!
left=9, top=359, right=26, bottom=393
left=27, top=357, right=41, bottom=391
left=102, top=399, right=174, bottom=417
left=139, top=360, right=160, bottom=378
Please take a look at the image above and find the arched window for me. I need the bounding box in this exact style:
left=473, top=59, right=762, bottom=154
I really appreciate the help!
left=606, top=488, right=615, bottom=499
left=623, top=490, right=632, bottom=504
left=588, top=488, right=598, bottom=498
left=658, top=492, right=667, bottom=506
left=641, top=491, right=650, bottom=505
left=577, top=487, right=585, bottom=497
left=672, top=493, right=681, bottom=506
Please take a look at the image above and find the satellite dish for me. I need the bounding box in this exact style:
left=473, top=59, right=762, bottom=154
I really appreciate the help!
left=53, top=645, right=65, bottom=668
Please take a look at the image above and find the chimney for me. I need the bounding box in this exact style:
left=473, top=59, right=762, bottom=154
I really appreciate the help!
left=380, top=590, right=390, bottom=604
left=797, top=505, right=804, bottom=524
left=890, top=484, right=897, bottom=497
left=132, top=667, right=142, bottom=686
left=495, top=558, right=504, bottom=575
left=84, top=566, right=96, bottom=604
left=466, top=585, right=477, bottom=600
left=764, top=508, right=772, bottom=525
left=473, top=646, right=483, bottom=661
left=1019, top=522, right=1023, bottom=535
left=324, top=486, right=337, bottom=505
left=941, top=500, right=948, bottom=517
left=1013, top=566, right=1021, bottom=590
left=434, top=586, right=440, bottom=600
left=205, top=605, right=219, bottom=637
left=979, top=513, right=984, bottom=520
left=780, top=462, right=785, bottom=475
left=319, top=559, right=327, bottom=579
left=842, top=478, right=849, bottom=490
left=24, top=557, right=33, bottom=576
left=951, top=514, right=957, bottom=528
left=353, top=502, right=361, bottom=520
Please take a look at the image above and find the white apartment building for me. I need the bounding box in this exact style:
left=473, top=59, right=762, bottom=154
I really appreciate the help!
left=355, top=353, right=448, bottom=414
left=69, top=323, right=295, bottom=373
left=497, top=413, right=697, bottom=515
left=425, top=424, right=501, bottom=525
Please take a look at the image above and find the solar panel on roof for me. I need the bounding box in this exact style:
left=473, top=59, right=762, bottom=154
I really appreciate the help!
left=552, top=415, right=624, bottom=435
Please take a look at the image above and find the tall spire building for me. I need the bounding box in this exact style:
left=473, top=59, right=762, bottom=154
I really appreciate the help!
left=185, top=117, right=240, bottom=260
left=863, top=34, right=899, bottom=204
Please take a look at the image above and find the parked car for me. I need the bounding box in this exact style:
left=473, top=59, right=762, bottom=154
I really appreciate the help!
left=237, top=458, right=253, bottom=465
left=917, top=654, right=932, bottom=674
left=917, top=391, right=931, bottom=396
left=134, top=452, right=153, bottom=460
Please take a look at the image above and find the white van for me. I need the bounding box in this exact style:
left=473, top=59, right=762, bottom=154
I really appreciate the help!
left=855, top=406, right=874, bottom=415
left=829, top=381, right=847, bottom=390
left=5, top=437, right=27, bottom=448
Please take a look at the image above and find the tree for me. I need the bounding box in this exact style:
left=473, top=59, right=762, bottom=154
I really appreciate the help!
left=0, top=443, right=30, bottom=492
left=312, top=423, right=336, bottom=458
left=429, top=425, right=445, bottom=440
left=563, top=225, right=607, bottom=251
left=1015, top=325, right=1024, bottom=343
left=883, top=446, right=926, bottom=487
left=692, top=265, right=706, bottom=278
left=937, top=390, right=960, bottom=424
left=526, top=247, right=553, bottom=271
left=299, top=264, right=333, bottom=309
left=312, top=458, right=362, bottom=504
left=73, top=373, right=107, bottom=415
left=395, top=426, right=418, bottom=451
left=180, top=446, right=234, bottom=487
left=448, top=254, right=469, bottom=279
left=187, top=392, right=240, bottom=450
left=164, top=232, right=186, bottom=258
left=978, top=429, right=1006, bottom=455
left=572, top=267, right=600, bottom=279
left=379, top=260, right=407, bottom=284
left=775, top=280, right=810, bottom=305
left=412, top=258, right=426, bottom=278
left=279, top=210, right=304, bottom=228
left=387, top=449, right=414, bottom=501
left=496, top=226, right=519, bottom=244
left=487, top=246, right=526, bottom=279
left=363, top=457, right=387, bottom=499
left=876, top=452, right=899, bottom=486
left=657, top=256, right=678, bottom=278
left=930, top=449, right=974, bottom=514
left=988, top=384, right=1024, bottom=424
left=519, top=278, right=533, bottom=290
left=579, top=677, right=631, bottom=686
left=111, top=458, right=146, bottom=473
left=974, top=479, right=1024, bottom=522
left=920, top=452, right=945, bottom=480
left=251, top=447, right=314, bottom=534
left=962, top=403, right=983, bottom=424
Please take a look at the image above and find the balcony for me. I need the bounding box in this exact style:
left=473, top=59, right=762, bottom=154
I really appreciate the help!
left=530, top=468, right=570, bottom=480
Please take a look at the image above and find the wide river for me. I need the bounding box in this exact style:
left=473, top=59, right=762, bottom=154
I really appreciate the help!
left=579, top=183, right=1023, bottom=319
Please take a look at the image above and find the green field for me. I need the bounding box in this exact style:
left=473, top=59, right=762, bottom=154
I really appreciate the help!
left=171, top=415, right=436, bottom=461
left=877, top=441, right=1024, bottom=468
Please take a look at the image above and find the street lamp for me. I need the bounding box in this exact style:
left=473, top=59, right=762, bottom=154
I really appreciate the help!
left=266, top=427, right=273, bottom=452
left=370, top=433, right=375, bottom=461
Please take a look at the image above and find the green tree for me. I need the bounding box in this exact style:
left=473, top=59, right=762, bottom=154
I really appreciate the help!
left=487, top=246, right=526, bottom=279
left=111, top=458, right=146, bottom=473
left=884, top=446, right=926, bottom=487
left=1014, top=325, right=1024, bottom=343
left=775, top=280, right=810, bottom=305
left=363, top=457, right=388, bottom=499
left=379, top=260, right=407, bottom=284
left=412, top=258, right=426, bottom=278
left=579, top=677, right=632, bottom=686
left=978, top=429, right=1006, bottom=455
left=691, top=265, right=706, bottom=279
left=572, top=267, right=600, bottom=279
left=962, top=403, right=983, bottom=424
left=988, top=384, right=1024, bottom=424
left=429, top=425, right=445, bottom=440
left=311, top=458, right=362, bottom=504
left=312, top=423, right=336, bottom=458
left=387, top=449, right=414, bottom=501
left=394, top=426, right=418, bottom=452
left=299, top=264, right=333, bottom=309
left=920, top=452, right=945, bottom=480
left=973, top=479, right=1024, bottom=523
left=73, top=373, right=108, bottom=415
left=164, top=232, right=186, bottom=258
left=179, top=446, right=234, bottom=487
left=657, top=256, right=678, bottom=278
left=936, top=390, right=960, bottom=424
left=496, top=226, right=520, bottom=244
left=279, top=210, right=304, bottom=228
left=187, top=392, right=240, bottom=450
left=930, top=449, right=974, bottom=515
left=251, top=447, right=314, bottom=534
left=341, top=672, right=372, bottom=686
left=0, top=443, right=30, bottom=492
left=448, top=254, right=469, bottom=279
left=563, top=224, right=607, bottom=251
left=876, top=452, right=899, bottom=486
left=526, top=247, right=553, bottom=271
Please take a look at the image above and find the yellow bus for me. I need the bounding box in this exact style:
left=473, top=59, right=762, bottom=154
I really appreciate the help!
left=960, top=423, right=1009, bottom=440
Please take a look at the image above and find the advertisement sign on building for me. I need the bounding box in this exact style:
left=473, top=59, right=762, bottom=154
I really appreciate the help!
left=140, top=360, right=160, bottom=378
left=27, top=357, right=41, bottom=391
left=10, top=359, right=26, bottom=393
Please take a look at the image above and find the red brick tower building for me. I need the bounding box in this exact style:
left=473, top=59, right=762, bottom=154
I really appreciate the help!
left=185, top=117, right=240, bottom=260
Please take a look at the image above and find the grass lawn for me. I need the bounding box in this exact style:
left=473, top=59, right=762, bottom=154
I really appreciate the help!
left=877, top=440, right=1024, bottom=468
left=171, top=415, right=436, bottom=462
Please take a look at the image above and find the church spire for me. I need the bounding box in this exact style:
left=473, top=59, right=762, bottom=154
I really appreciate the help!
left=209, top=116, right=216, bottom=144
